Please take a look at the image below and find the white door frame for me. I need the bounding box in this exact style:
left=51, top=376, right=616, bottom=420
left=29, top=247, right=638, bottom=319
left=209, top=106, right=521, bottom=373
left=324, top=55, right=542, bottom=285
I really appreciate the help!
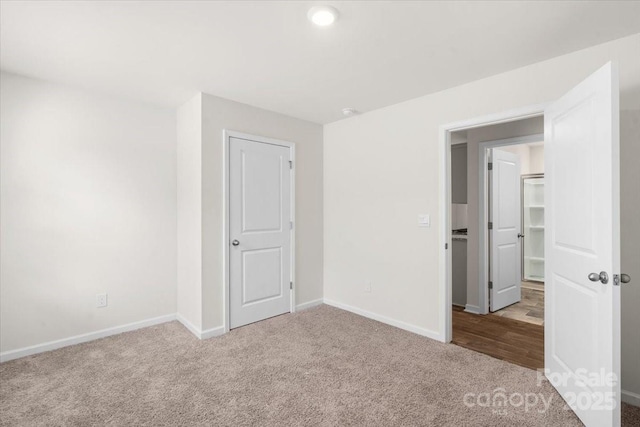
left=223, top=130, right=296, bottom=333
left=479, top=134, right=543, bottom=314
left=438, top=103, right=548, bottom=343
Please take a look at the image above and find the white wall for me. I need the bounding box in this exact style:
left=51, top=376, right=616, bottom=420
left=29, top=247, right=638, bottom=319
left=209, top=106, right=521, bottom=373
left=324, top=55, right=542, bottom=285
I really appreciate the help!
left=177, top=93, right=324, bottom=333
left=499, top=142, right=545, bottom=176
left=0, top=72, right=177, bottom=354
left=529, top=144, right=544, bottom=174
left=177, top=94, right=203, bottom=330
left=323, top=34, right=640, bottom=396
left=498, top=144, right=532, bottom=175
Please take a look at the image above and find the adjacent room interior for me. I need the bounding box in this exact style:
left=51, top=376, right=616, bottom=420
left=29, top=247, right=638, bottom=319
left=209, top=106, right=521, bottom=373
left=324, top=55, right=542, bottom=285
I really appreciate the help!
left=1, top=2, right=640, bottom=426
left=449, top=118, right=546, bottom=370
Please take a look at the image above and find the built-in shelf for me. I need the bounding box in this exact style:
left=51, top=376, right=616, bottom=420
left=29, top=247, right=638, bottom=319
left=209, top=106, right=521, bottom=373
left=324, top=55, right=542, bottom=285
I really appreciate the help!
left=523, top=174, right=544, bottom=283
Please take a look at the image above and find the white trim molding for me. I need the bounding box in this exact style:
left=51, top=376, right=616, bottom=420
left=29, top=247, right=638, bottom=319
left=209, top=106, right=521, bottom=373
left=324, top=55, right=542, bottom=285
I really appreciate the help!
left=176, top=313, right=201, bottom=338
left=622, top=390, right=640, bottom=407
left=176, top=314, right=225, bottom=340
left=1, top=302, right=446, bottom=363
left=0, top=313, right=176, bottom=363
left=324, top=299, right=442, bottom=342
left=201, top=326, right=226, bottom=340
left=464, top=304, right=482, bottom=315
left=295, top=298, right=324, bottom=311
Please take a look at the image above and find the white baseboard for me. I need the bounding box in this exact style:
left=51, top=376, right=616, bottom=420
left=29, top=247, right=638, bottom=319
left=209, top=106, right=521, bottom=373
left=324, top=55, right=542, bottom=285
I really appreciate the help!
left=176, top=314, right=225, bottom=340
left=622, top=389, right=640, bottom=407
left=295, top=298, right=324, bottom=311
left=464, top=304, right=482, bottom=314
left=0, top=313, right=176, bottom=363
left=323, top=299, right=442, bottom=342
left=176, top=313, right=201, bottom=338
left=200, top=326, right=225, bottom=339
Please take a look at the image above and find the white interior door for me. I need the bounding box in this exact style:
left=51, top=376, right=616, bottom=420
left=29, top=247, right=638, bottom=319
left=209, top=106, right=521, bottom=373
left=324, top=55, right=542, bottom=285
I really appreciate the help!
left=229, top=136, right=292, bottom=329
left=490, top=149, right=522, bottom=312
left=545, top=62, right=620, bottom=427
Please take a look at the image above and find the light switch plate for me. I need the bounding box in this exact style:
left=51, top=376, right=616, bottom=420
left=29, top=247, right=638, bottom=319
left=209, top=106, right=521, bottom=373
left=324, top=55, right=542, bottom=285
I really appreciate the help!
left=418, top=214, right=430, bottom=227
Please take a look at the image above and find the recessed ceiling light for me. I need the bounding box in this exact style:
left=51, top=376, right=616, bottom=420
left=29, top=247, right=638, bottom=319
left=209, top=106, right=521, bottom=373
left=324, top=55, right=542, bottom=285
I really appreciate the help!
left=308, top=6, right=339, bottom=27
left=342, top=108, right=358, bottom=117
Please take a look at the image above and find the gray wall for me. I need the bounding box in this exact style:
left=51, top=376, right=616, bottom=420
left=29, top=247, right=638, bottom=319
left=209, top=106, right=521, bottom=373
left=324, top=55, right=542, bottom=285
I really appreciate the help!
left=620, top=109, right=640, bottom=399
left=201, top=94, right=324, bottom=330
left=451, top=143, right=467, bottom=204
left=177, top=93, right=324, bottom=332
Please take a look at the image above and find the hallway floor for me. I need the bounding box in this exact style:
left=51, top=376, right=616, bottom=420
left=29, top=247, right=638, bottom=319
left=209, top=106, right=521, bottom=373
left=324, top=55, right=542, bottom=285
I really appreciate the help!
left=452, top=305, right=544, bottom=370
left=490, top=282, right=544, bottom=326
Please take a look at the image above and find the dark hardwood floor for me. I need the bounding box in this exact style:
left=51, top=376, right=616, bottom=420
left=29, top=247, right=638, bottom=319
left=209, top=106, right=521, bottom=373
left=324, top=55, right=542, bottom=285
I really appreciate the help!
left=452, top=305, right=544, bottom=370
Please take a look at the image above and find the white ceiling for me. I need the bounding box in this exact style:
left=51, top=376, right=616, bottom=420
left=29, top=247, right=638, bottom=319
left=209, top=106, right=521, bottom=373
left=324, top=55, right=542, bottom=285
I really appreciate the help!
left=2, top=1, right=639, bottom=124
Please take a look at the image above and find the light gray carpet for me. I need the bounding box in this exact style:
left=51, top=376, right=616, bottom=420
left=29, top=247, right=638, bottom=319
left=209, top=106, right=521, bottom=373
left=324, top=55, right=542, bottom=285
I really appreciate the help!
left=1, top=305, right=638, bottom=426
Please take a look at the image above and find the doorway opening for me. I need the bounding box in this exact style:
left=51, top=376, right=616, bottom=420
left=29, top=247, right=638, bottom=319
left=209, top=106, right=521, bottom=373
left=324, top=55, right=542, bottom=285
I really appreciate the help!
left=439, top=63, right=623, bottom=426
left=448, top=116, right=545, bottom=370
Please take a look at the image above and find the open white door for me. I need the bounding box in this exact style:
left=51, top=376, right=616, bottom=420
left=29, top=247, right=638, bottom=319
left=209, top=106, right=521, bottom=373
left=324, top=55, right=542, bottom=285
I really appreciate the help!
left=490, top=149, right=522, bottom=312
left=545, top=62, right=620, bottom=426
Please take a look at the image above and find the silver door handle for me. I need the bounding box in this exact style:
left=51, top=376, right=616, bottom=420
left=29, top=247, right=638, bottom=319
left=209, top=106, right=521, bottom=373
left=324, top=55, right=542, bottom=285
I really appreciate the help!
left=232, top=240, right=240, bottom=246
left=588, top=271, right=609, bottom=284
left=614, top=273, right=631, bottom=286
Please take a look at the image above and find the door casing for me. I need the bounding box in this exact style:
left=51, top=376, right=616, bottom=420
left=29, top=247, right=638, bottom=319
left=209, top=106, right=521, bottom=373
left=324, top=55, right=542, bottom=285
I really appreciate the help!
left=223, top=130, right=296, bottom=333
left=439, top=103, right=548, bottom=342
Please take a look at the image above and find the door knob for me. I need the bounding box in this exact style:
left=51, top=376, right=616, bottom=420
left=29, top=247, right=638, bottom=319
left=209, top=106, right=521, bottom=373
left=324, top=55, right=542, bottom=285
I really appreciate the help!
left=517, top=233, right=525, bottom=238
left=614, top=274, right=631, bottom=286
left=588, top=271, right=609, bottom=284
left=232, top=240, right=240, bottom=246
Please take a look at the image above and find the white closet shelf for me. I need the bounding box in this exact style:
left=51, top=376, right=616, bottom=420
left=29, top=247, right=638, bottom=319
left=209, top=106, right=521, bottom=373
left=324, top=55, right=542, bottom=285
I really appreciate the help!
left=527, top=225, right=545, bottom=230
left=525, top=205, right=544, bottom=209
left=525, top=256, right=545, bottom=262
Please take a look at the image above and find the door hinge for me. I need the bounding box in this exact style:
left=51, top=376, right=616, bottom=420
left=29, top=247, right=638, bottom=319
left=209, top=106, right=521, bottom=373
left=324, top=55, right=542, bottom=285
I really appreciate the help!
left=290, top=221, right=293, bottom=230
left=290, top=281, right=293, bottom=290
left=289, top=160, right=293, bottom=169
left=488, top=221, right=493, bottom=230
left=488, top=281, right=493, bottom=289
left=445, top=243, right=448, bottom=250
left=488, top=162, right=493, bottom=170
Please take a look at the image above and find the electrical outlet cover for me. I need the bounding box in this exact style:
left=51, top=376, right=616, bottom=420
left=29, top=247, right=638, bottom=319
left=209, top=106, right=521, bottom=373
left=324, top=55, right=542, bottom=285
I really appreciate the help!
left=96, top=293, right=108, bottom=308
